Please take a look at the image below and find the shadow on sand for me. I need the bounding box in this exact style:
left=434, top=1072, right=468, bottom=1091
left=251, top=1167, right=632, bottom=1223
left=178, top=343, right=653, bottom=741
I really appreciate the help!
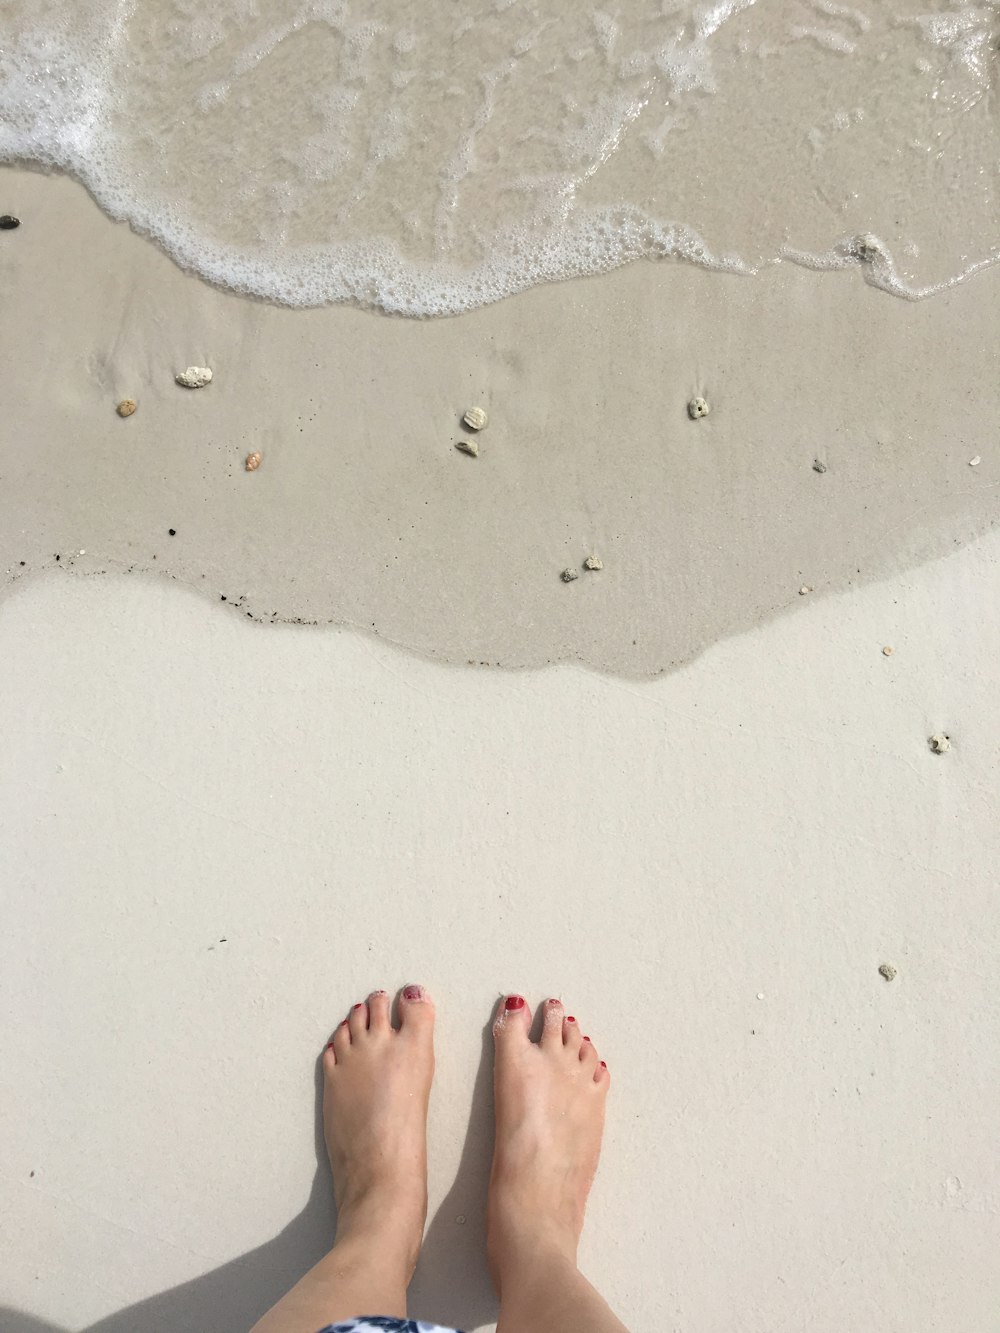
left=6, top=1022, right=499, bottom=1333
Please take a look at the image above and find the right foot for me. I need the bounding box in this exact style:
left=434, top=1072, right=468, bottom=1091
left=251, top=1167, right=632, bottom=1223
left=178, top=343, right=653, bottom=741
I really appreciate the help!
left=487, top=995, right=610, bottom=1281
left=321, top=984, right=435, bottom=1278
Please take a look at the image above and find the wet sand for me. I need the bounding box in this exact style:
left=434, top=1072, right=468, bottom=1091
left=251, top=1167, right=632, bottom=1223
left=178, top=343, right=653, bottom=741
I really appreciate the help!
left=2, top=167, right=998, bottom=677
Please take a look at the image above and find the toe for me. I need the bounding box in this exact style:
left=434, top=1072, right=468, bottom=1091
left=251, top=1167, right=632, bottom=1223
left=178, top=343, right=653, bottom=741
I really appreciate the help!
left=493, top=993, right=532, bottom=1048
left=563, top=1012, right=582, bottom=1050
left=322, top=1037, right=337, bottom=1067
left=541, top=997, right=565, bottom=1044
left=399, top=983, right=435, bottom=1040
left=332, top=1017, right=351, bottom=1058
left=367, top=989, right=391, bottom=1032
left=594, top=1058, right=610, bottom=1087
left=579, top=1034, right=599, bottom=1066
left=347, top=1001, right=368, bottom=1039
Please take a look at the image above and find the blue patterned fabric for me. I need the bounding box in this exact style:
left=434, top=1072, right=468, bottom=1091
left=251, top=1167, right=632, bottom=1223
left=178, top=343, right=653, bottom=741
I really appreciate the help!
left=317, top=1320, right=464, bottom=1333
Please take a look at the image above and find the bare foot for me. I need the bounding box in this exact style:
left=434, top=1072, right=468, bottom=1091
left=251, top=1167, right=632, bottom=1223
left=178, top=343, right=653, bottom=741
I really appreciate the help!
left=487, top=995, right=609, bottom=1283
left=322, top=984, right=435, bottom=1279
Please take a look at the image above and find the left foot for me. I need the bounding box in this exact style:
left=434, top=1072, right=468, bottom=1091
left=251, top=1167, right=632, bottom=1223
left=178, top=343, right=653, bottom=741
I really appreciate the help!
left=322, top=984, right=435, bottom=1277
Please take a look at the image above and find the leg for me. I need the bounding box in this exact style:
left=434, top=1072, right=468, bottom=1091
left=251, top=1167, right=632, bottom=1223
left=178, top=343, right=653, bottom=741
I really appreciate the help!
left=250, top=985, right=435, bottom=1333
left=487, top=995, right=630, bottom=1333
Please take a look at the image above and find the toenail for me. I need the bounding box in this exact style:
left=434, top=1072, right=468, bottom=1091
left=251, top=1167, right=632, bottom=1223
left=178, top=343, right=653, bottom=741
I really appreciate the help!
left=566, top=1015, right=576, bottom=1023
left=600, top=1060, right=607, bottom=1068
left=403, top=984, right=424, bottom=1001
left=339, top=1018, right=348, bottom=1026
left=547, top=998, right=560, bottom=1005
left=583, top=1035, right=591, bottom=1042
left=352, top=1003, right=363, bottom=1011
left=325, top=1042, right=335, bottom=1050
left=504, top=995, right=525, bottom=1010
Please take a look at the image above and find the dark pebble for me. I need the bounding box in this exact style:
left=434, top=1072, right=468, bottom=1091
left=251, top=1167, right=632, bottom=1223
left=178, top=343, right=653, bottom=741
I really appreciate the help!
left=168, top=528, right=176, bottom=536
left=0, top=215, right=20, bottom=230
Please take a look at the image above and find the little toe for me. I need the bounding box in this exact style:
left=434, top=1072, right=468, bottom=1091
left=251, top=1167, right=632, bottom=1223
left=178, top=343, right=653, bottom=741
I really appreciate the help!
left=493, top=994, right=532, bottom=1048
left=563, top=1013, right=583, bottom=1050
left=347, top=1001, right=369, bottom=1039
left=322, top=1037, right=337, bottom=1067
left=541, top=997, right=565, bottom=1045
left=367, top=989, right=391, bottom=1032
left=399, top=984, right=435, bottom=1040
left=594, top=1059, right=610, bottom=1086
left=579, top=1034, right=599, bottom=1066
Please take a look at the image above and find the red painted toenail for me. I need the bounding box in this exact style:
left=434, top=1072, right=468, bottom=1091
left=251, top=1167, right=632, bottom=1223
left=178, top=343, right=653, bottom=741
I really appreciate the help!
left=600, top=1060, right=607, bottom=1068
left=352, top=1003, right=363, bottom=1011
left=583, top=1035, right=591, bottom=1042
left=504, top=995, right=525, bottom=1010
left=325, top=1042, right=335, bottom=1050
left=403, top=985, right=423, bottom=1001
left=339, top=1018, right=348, bottom=1026
left=566, top=1016, right=576, bottom=1023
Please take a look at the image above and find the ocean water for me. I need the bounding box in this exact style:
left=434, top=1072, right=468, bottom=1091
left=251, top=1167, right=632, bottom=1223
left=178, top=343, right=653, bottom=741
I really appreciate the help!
left=1, top=0, right=997, bottom=314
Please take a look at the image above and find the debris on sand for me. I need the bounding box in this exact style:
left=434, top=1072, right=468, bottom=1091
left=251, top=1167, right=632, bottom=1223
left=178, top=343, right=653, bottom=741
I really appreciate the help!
left=798, top=584, right=813, bottom=596
left=583, top=555, right=603, bottom=571
left=455, top=439, right=479, bottom=457
left=245, top=451, right=262, bottom=471
left=882, top=646, right=894, bottom=656
left=561, top=567, right=580, bottom=583
left=969, top=455, right=981, bottom=467
left=116, top=399, right=136, bottom=417
left=175, top=366, right=213, bottom=388
left=813, top=459, right=827, bottom=473
left=0, top=215, right=20, bottom=230
left=878, top=963, right=897, bottom=982
left=463, top=406, right=488, bottom=431
left=928, top=733, right=951, bottom=754
left=688, top=396, right=710, bottom=420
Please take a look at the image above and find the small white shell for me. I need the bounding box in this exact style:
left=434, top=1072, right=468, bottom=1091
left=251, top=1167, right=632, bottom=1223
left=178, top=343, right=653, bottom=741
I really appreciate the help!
left=969, top=455, right=981, bottom=467
left=583, top=555, right=603, bottom=571
left=455, top=439, right=479, bottom=457
left=878, top=963, right=897, bottom=981
left=798, top=584, right=813, bottom=595
left=561, top=567, right=580, bottom=583
left=463, top=406, right=488, bottom=431
left=928, top=732, right=951, bottom=753
left=175, top=366, right=213, bottom=388
left=688, top=396, right=710, bottom=420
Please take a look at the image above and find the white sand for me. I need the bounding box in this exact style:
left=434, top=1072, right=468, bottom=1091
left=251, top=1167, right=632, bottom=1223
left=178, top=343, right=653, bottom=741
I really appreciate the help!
left=2, top=535, right=998, bottom=1331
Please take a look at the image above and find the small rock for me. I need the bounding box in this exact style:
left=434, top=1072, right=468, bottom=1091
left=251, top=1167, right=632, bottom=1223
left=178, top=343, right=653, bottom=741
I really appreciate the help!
left=878, top=962, right=897, bottom=982
left=455, top=439, right=479, bottom=457
left=561, top=567, right=580, bottom=583
left=245, top=452, right=262, bottom=471
left=882, top=646, right=894, bottom=656
left=928, top=733, right=951, bottom=754
left=175, top=366, right=213, bottom=388
left=463, top=406, right=488, bottom=431
left=116, top=399, right=137, bottom=417
left=688, top=396, right=710, bottom=420
left=969, top=456, right=981, bottom=467
left=812, top=459, right=827, bottom=473
left=799, top=584, right=813, bottom=596
left=583, top=555, right=603, bottom=571
left=0, top=215, right=20, bottom=230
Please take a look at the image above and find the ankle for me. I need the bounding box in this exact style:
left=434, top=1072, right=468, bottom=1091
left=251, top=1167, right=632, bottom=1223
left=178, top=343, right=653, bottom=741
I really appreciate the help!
left=335, top=1187, right=427, bottom=1278
left=487, top=1203, right=580, bottom=1288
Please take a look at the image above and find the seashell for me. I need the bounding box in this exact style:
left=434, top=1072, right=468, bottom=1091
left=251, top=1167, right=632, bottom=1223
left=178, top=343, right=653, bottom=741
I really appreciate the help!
left=175, top=365, right=213, bottom=388
left=116, top=399, right=136, bottom=417
left=688, top=396, right=710, bottom=419
left=455, top=439, right=479, bottom=457
left=463, top=406, right=488, bottom=430
left=561, top=567, right=580, bottom=583
left=583, top=555, right=603, bottom=570
left=245, top=451, right=262, bottom=471
left=928, top=733, right=950, bottom=754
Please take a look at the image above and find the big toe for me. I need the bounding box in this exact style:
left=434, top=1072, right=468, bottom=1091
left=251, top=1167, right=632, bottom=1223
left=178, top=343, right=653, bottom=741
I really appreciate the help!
left=399, top=983, right=435, bottom=1041
left=493, top=994, right=532, bottom=1051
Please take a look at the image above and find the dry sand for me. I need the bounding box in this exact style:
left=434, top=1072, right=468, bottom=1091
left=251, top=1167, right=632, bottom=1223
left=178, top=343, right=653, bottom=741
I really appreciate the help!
left=2, top=168, right=999, bottom=677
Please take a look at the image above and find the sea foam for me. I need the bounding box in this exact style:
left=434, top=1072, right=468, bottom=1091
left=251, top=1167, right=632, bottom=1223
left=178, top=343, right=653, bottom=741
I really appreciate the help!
left=1, top=0, right=997, bottom=314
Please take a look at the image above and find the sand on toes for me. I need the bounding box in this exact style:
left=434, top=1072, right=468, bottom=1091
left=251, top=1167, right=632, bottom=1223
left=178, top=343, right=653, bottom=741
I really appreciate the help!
left=321, top=983, right=436, bottom=1273
left=488, top=994, right=610, bottom=1273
